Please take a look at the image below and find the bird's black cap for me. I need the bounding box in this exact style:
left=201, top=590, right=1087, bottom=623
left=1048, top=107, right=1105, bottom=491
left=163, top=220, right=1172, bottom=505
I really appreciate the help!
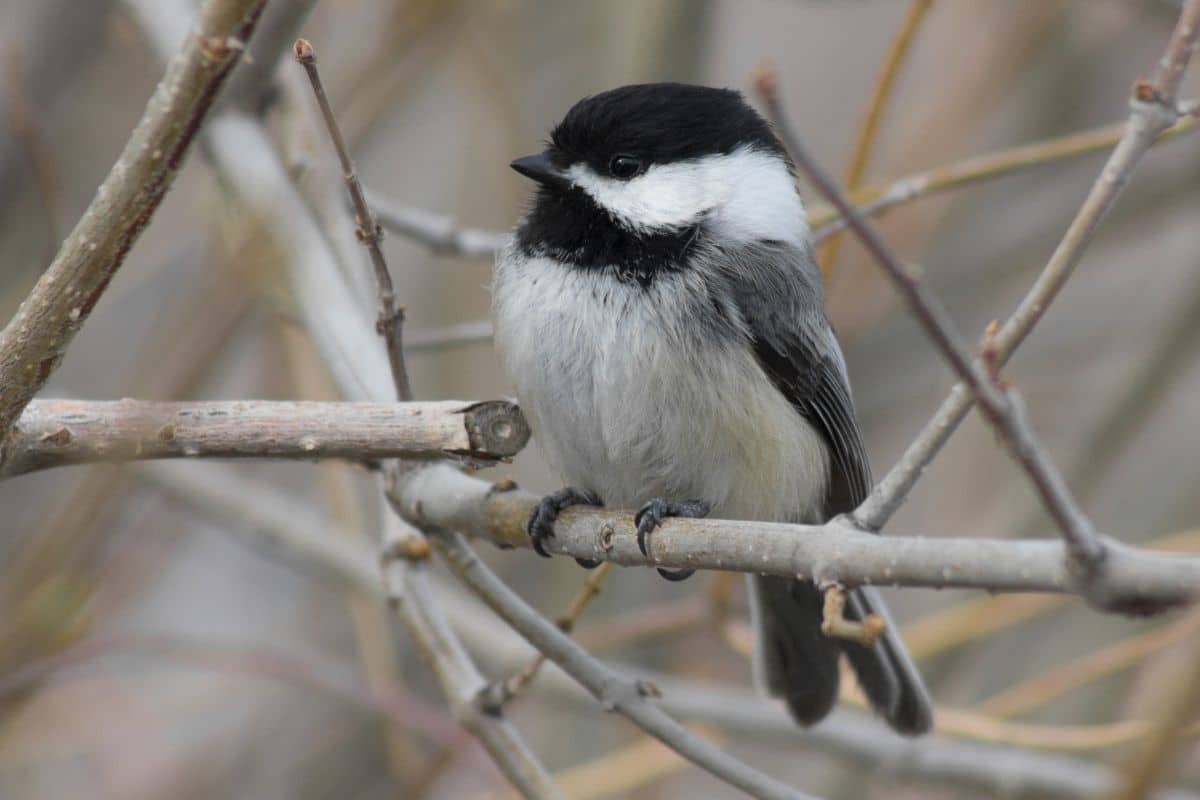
left=546, top=82, right=786, bottom=173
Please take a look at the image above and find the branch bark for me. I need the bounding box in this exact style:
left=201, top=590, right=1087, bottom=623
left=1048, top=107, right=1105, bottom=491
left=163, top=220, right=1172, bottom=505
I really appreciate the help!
left=1, top=399, right=529, bottom=477
left=0, top=0, right=267, bottom=436
left=392, top=464, right=1200, bottom=610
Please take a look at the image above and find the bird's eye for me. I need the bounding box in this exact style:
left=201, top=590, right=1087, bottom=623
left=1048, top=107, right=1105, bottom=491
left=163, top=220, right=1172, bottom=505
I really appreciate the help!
left=608, top=154, right=643, bottom=179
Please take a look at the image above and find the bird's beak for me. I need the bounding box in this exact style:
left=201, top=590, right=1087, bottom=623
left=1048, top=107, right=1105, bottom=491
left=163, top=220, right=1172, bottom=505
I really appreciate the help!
left=510, top=152, right=570, bottom=191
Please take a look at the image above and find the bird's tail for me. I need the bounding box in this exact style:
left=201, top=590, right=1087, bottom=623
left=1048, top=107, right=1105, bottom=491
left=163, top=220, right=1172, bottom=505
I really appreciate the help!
left=749, top=576, right=932, bottom=735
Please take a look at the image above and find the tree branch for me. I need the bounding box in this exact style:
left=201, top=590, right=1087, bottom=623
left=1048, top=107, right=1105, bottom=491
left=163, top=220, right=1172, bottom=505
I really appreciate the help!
left=808, top=114, right=1200, bottom=242
left=817, top=0, right=932, bottom=275
left=0, top=0, right=267, bottom=436
left=366, top=189, right=509, bottom=258
left=1, top=398, right=530, bottom=477
left=426, top=526, right=819, bottom=800
left=392, top=464, right=1200, bottom=609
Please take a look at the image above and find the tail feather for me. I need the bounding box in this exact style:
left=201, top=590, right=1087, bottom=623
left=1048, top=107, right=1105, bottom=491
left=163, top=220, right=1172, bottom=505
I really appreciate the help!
left=750, top=576, right=933, bottom=735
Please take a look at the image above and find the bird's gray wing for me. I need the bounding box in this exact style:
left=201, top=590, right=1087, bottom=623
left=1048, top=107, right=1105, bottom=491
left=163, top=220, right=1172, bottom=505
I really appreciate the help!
left=727, top=243, right=932, bottom=735
left=724, top=245, right=870, bottom=517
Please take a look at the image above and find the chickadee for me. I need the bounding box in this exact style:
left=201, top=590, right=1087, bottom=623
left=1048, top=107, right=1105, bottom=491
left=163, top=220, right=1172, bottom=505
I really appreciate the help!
left=493, top=83, right=932, bottom=735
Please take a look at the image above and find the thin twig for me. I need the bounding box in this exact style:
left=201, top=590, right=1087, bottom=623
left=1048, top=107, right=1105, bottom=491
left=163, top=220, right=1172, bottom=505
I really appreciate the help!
left=294, top=38, right=412, bottom=401
left=482, top=562, right=614, bottom=709
left=2, top=398, right=530, bottom=477
left=0, top=0, right=267, bottom=436
left=366, top=189, right=509, bottom=258
left=817, top=0, right=933, bottom=275
left=406, top=319, right=494, bottom=354
left=977, top=609, right=1200, bottom=718
left=808, top=115, right=1200, bottom=241
left=820, top=585, right=887, bottom=646
left=428, top=528, right=820, bottom=800
left=1105, top=634, right=1200, bottom=800
left=844, top=0, right=1200, bottom=554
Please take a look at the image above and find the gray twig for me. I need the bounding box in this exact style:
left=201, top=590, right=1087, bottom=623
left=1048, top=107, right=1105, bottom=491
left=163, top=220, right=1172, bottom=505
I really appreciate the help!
left=426, top=526, right=819, bottom=800
left=392, top=464, right=1200, bottom=610
left=0, top=0, right=266, bottom=437
left=366, top=189, right=509, bottom=258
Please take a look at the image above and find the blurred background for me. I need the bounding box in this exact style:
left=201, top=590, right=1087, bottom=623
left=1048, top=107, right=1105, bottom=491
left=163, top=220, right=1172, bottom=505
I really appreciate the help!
left=2, top=1, right=1199, bottom=797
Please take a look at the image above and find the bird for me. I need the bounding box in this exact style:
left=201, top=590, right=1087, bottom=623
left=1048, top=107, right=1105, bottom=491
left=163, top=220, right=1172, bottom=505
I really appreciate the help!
left=491, top=82, right=932, bottom=735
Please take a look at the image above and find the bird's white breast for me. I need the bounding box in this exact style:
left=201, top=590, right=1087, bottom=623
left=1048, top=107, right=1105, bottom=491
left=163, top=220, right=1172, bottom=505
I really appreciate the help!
left=492, top=251, right=830, bottom=523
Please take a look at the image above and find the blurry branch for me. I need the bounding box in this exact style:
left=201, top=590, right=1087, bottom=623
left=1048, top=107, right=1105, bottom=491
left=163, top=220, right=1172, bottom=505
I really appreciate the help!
left=2, top=399, right=529, bottom=478
left=977, top=609, right=1200, bottom=718
left=407, top=320, right=495, bottom=354
left=395, top=464, right=1200, bottom=606
left=0, top=633, right=461, bottom=749
left=446, top=592, right=1200, bottom=800
left=222, top=0, right=318, bottom=111
left=1106, top=635, right=1200, bottom=800
left=807, top=115, right=1200, bottom=241
left=367, top=189, right=510, bottom=258
left=425, top=527, right=819, bottom=800
left=5, top=49, right=59, bottom=259
left=656, top=683, right=1200, bottom=800
left=0, top=0, right=267, bottom=437
left=843, top=0, right=1200, bottom=545
left=499, top=725, right=727, bottom=800
left=817, top=0, right=933, bottom=275
left=482, top=562, right=614, bottom=709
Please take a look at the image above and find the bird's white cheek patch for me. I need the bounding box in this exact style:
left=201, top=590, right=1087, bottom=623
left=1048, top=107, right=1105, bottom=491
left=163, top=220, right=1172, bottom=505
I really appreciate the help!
left=565, top=147, right=808, bottom=245
left=566, top=162, right=715, bottom=233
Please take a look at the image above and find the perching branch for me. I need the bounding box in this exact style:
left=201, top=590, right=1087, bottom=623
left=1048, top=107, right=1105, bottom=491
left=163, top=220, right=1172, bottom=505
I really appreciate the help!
left=392, top=464, right=1200, bottom=609
left=1, top=399, right=529, bottom=478
left=0, top=0, right=266, bottom=437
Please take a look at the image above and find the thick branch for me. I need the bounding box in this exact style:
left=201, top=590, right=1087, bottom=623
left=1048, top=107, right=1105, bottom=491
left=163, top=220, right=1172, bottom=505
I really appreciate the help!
left=1, top=399, right=529, bottom=477
left=0, top=0, right=266, bottom=435
left=393, top=465, right=1200, bottom=610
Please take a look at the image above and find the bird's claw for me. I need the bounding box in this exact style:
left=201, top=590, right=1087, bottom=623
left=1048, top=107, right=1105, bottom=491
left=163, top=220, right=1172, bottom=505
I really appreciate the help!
left=634, top=498, right=710, bottom=581
left=527, top=487, right=602, bottom=567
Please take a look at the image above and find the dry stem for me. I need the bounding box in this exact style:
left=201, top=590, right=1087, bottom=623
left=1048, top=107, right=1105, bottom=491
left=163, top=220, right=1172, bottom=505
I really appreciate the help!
left=817, top=0, right=933, bottom=275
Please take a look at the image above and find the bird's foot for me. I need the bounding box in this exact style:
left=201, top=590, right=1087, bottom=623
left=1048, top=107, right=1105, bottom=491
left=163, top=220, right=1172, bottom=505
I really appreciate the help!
left=528, top=487, right=603, bottom=568
left=634, top=498, right=710, bottom=581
